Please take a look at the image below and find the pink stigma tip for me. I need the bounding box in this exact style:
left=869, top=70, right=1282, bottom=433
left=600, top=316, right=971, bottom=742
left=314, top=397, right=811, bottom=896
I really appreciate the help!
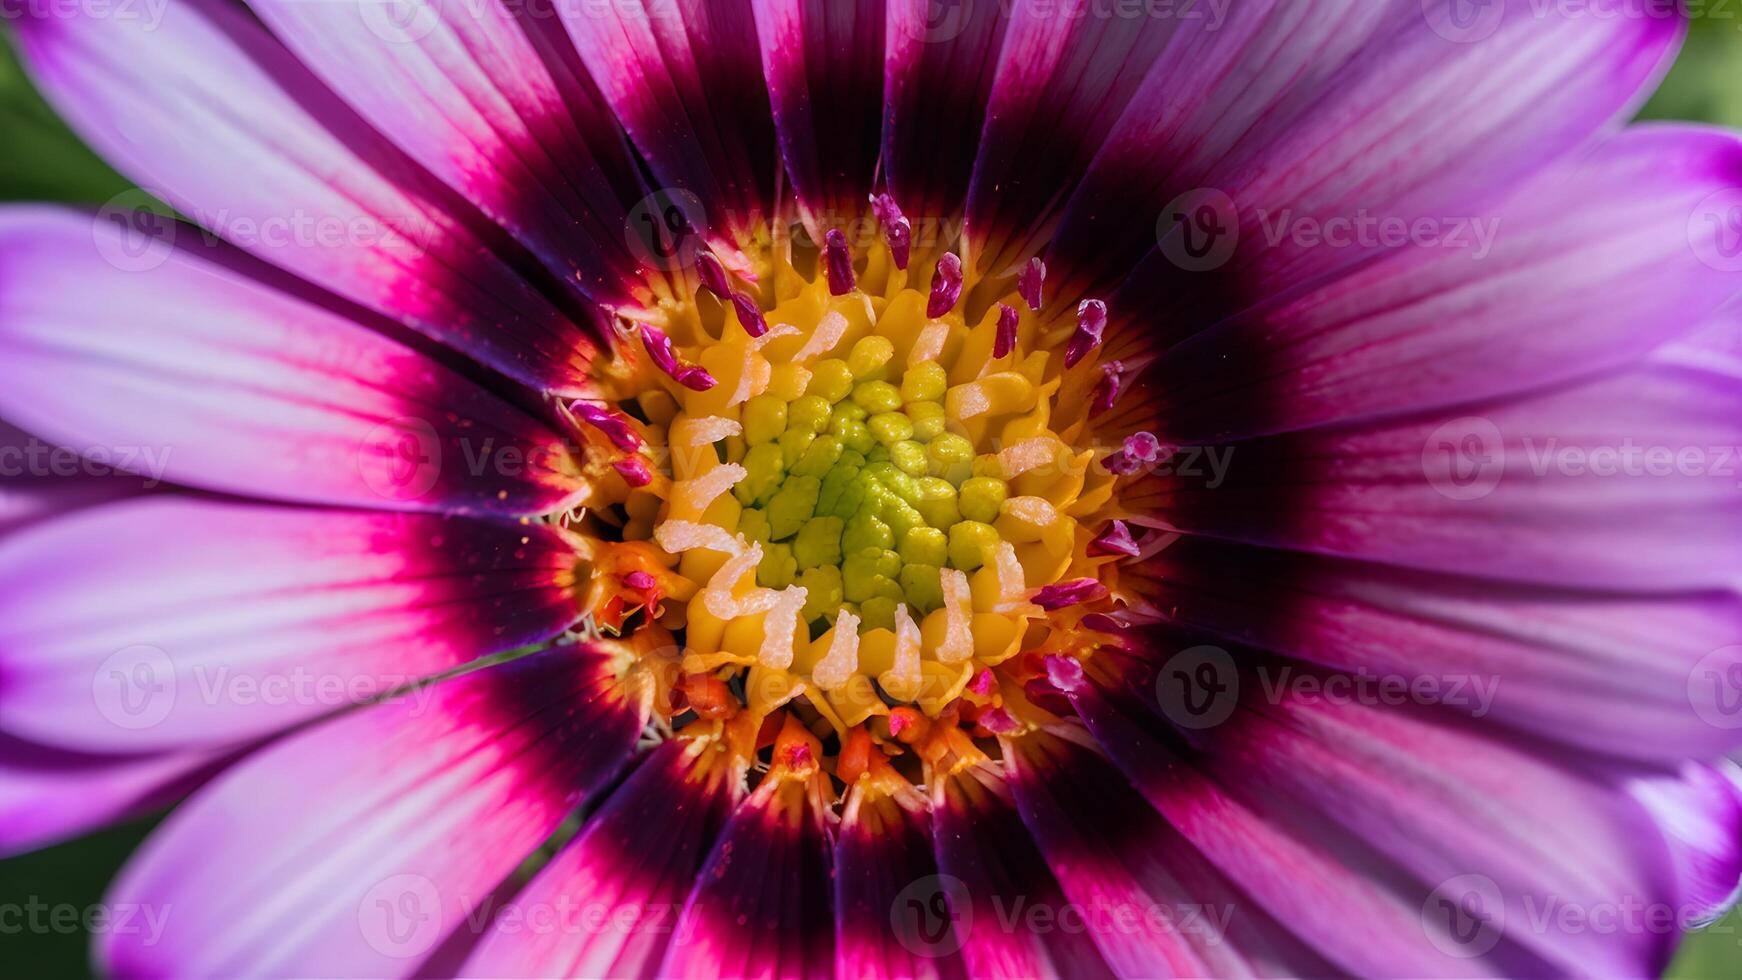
left=994, top=303, right=1020, bottom=359
left=887, top=217, right=912, bottom=271
left=571, top=402, right=643, bottom=453
left=640, top=325, right=718, bottom=392
left=1032, top=577, right=1110, bottom=611
left=927, top=252, right=964, bottom=318
left=624, top=571, right=657, bottom=590
left=1043, top=655, right=1087, bottom=693
left=612, top=456, right=654, bottom=487
left=1125, top=431, right=1162, bottom=461
left=1018, top=257, right=1045, bottom=311
left=1064, top=299, right=1108, bottom=369
left=824, top=229, right=855, bottom=295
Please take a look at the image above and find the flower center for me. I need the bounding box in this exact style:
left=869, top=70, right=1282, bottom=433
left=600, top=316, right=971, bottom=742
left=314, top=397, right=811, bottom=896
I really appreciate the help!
left=566, top=204, right=1152, bottom=773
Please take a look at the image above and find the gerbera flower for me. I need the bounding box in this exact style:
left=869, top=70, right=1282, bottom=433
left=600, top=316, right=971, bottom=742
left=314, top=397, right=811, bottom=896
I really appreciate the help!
left=4, top=0, right=1742, bottom=975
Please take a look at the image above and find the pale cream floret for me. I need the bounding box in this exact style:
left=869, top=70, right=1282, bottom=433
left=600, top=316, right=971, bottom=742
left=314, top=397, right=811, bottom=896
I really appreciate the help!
left=811, top=609, right=862, bottom=691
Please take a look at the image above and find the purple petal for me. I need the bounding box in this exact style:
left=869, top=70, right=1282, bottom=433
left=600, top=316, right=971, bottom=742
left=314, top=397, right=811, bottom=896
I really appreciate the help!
left=248, top=0, right=664, bottom=317
left=931, top=766, right=1113, bottom=978
left=556, top=0, right=777, bottom=262
left=0, top=208, right=586, bottom=514
left=753, top=0, right=884, bottom=240
left=1147, top=127, right=1742, bottom=442
left=0, top=498, right=586, bottom=751
left=883, top=0, right=1010, bottom=232
left=463, top=738, right=743, bottom=978
left=99, top=647, right=646, bottom=978
left=835, top=780, right=965, bottom=980
left=1631, top=762, right=1742, bottom=929
left=10, top=0, right=602, bottom=393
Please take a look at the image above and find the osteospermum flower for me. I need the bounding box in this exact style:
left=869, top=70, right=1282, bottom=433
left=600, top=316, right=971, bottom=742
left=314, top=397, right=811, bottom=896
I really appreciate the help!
left=6, top=0, right=1742, bottom=975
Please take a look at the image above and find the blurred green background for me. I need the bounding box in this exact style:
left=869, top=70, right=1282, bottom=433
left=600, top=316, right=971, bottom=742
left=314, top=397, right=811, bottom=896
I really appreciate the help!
left=5, top=11, right=1742, bottom=978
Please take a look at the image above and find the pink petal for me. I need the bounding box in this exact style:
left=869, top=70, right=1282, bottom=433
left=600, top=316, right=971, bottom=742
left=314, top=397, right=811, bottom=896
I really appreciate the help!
left=10, top=0, right=601, bottom=393
left=557, top=0, right=776, bottom=261
left=0, top=207, right=585, bottom=514
left=249, top=0, right=663, bottom=316
left=0, top=498, right=585, bottom=751
left=100, top=647, right=646, bottom=978
left=834, top=783, right=965, bottom=980
left=463, top=738, right=743, bottom=978
left=1147, top=126, right=1742, bottom=441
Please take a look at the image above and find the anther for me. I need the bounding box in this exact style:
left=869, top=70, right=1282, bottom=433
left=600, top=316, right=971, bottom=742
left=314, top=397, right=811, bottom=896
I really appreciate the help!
left=870, top=192, right=913, bottom=271
left=1090, top=360, right=1123, bottom=417
left=612, top=456, right=654, bottom=488
left=571, top=402, right=643, bottom=452
left=1018, top=256, right=1045, bottom=311
left=927, top=252, right=964, bottom=318
left=825, top=229, right=856, bottom=296
left=729, top=290, right=768, bottom=338
left=994, top=303, right=1019, bottom=359
left=1064, top=299, right=1108, bottom=369
left=696, top=251, right=731, bottom=297
left=1031, top=577, right=1110, bottom=610
left=639, top=325, right=718, bottom=391
left=1086, top=520, right=1140, bottom=558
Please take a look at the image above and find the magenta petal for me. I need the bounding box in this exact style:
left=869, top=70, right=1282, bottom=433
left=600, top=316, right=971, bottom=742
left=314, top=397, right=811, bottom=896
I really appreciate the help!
left=883, top=0, right=1010, bottom=232
left=0, top=735, right=237, bottom=857
left=0, top=498, right=586, bottom=751
left=1005, top=729, right=1333, bottom=976
left=0, top=417, right=150, bottom=536
left=965, top=0, right=1184, bottom=275
left=1146, top=359, right=1742, bottom=589
left=835, top=783, right=964, bottom=980
left=249, top=0, right=663, bottom=316
left=558, top=0, right=776, bottom=259
left=753, top=0, right=884, bottom=240
left=1632, top=762, right=1742, bottom=929
left=463, top=738, right=743, bottom=978
left=661, top=775, right=834, bottom=978
left=1068, top=653, right=1685, bottom=976
left=0, top=208, right=584, bottom=514
left=99, top=647, right=646, bottom=978
left=1148, top=126, right=1742, bottom=442
left=931, top=767, right=1113, bottom=979
left=10, top=0, right=601, bottom=393
left=1136, top=535, right=1742, bottom=765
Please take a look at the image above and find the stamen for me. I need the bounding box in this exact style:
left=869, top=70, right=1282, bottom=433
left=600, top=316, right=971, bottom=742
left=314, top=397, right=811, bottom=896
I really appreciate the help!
left=640, top=325, right=718, bottom=391
left=871, top=193, right=912, bottom=270
left=1104, top=430, right=1161, bottom=476
left=936, top=568, right=973, bottom=664
left=926, top=252, right=964, bottom=318
left=879, top=604, right=923, bottom=701
left=730, top=291, right=769, bottom=338
left=1087, top=520, right=1141, bottom=558
left=1043, top=654, right=1087, bottom=692
left=696, top=251, right=731, bottom=297
left=811, top=609, right=862, bottom=691
left=825, top=229, right=856, bottom=296
left=653, top=520, right=742, bottom=557
left=1031, top=577, right=1110, bottom=610
left=757, top=586, right=809, bottom=670
left=994, top=303, right=1019, bottom=359
left=792, top=310, right=847, bottom=362
left=1090, top=360, right=1123, bottom=417
left=571, top=402, right=643, bottom=452
left=624, top=570, right=658, bottom=591
left=1064, top=299, right=1108, bottom=369
left=1019, top=256, right=1045, bottom=311
left=612, top=456, right=654, bottom=487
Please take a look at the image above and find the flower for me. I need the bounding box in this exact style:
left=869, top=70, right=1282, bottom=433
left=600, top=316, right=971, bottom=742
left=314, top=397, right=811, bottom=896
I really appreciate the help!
left=3, top=0, right=1742, bottom=976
